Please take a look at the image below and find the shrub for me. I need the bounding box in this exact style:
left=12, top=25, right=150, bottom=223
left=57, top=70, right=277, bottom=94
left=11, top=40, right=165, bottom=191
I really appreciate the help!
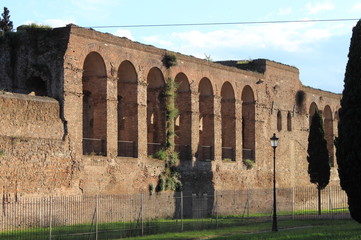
left=162, top=53, right=177, bottom=69
left=154, top=149, right=167, bottom=161
left=243, top=159, right=255, bottom=169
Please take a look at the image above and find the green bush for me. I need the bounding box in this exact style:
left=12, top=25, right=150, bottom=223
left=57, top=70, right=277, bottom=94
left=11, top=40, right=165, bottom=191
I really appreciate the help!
left=154, top=149, right=167, bottom=161
left=243, top=159, right=255, bottom=169
left=162, top=53, right=177, bottom=69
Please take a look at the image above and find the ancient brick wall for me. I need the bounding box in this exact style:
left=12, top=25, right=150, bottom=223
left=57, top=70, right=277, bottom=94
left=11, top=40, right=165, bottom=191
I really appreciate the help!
left=0, top=25, right=342, bottom=197
left=0, top=93, right=72, bottom=197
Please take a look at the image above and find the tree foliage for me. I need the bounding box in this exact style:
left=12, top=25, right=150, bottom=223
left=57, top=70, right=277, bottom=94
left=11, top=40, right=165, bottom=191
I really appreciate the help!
left=335, top=19, right=361, bottom=223
left=0, top=7, right=13, bottom=33
left=307, top=109, right=330, bottom=191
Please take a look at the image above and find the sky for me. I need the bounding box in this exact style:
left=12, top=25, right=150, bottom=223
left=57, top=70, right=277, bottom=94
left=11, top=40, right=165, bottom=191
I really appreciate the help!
left=2, top=0, right=361, bottom=94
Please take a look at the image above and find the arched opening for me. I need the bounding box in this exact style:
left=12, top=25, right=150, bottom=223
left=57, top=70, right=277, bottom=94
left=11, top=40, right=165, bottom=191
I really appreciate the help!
left=147, top=67, right=166, bottom=156
left=242, top=85, right=255, bottom=161
left=323, top=105, right=334, bottom=167
left=309, top=102, right=318, bottom=127
left=287, top=112, right=292, bottom=131
left=198, top=77, right=214, bottom=161
left=82, top=52, right=107, bottom=155
left=175, top=72, right=191, bottom=160
left=221, top=82, right=236, bottom=161
left=277, top=110, right=282, bottom=132
left=118, top=60, right=138, bottom=157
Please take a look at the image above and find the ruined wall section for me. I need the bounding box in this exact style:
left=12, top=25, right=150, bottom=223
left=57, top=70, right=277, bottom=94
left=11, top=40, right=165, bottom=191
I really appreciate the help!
left=0, top=28, right=70, bottom=99
left=0, top=93, right=74, bottom=197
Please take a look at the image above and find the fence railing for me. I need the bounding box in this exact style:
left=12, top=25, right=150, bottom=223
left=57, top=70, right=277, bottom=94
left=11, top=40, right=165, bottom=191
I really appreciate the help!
left=222, top=147, right=234, bottom=161
left=201, top=145, right=214, bottom=161
left=118, top=141, right=137, bottom=158
left=175, top=144, right=191, bottom=160
left=0, top=186, right=349, bottom=240
left=147, top=142, right=162, bottom=157
left=83, top=138, right=106, bottom=156
left=242, top=148, right=254, bottom=160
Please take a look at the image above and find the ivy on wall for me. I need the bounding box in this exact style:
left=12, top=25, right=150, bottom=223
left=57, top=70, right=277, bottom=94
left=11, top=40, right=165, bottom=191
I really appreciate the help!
left=155, top=53, right=182, bottom=192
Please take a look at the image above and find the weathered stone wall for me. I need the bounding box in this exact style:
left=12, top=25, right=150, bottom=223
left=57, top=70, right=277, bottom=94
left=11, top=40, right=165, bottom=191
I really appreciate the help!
left=0, top=25, right=342, bottom=198
left=0, top=93, right=72, bottom=197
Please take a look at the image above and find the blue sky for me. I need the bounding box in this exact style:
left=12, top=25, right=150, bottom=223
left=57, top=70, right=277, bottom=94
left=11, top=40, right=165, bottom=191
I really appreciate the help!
left=2, top=0, right=361, bottom=93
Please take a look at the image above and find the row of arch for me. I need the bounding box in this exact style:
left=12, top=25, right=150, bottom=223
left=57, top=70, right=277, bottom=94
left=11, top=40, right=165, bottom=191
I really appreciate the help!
left=81, top=52, right=255, bottom=161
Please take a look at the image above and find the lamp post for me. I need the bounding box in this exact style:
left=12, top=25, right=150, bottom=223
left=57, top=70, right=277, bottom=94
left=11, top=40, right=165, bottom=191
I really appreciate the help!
left=270, top=133, right=279, bottom=232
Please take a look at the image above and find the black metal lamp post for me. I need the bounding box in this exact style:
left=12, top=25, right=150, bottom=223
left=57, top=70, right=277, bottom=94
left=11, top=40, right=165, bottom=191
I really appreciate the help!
left=270, top=133, right=279, bottom=232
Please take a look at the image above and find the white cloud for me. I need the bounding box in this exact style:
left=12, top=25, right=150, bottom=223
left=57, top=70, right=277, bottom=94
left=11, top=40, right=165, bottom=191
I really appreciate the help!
left=23, top=19, right=74, bottom=28
left=278, top=7, right=293, bottom=16
left=44, top=19, right=74, bottom=28
left=142, top=35, right=174, bottom=48
left=114, top=29, right=134, bottom=40
left=352, top=3, right=361, bottom=12
left=142, top=22, right=338, bottom=57
left=306, top=2, right=335, bottom=14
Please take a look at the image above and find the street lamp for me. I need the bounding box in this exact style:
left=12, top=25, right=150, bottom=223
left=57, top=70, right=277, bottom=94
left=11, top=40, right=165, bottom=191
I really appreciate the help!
left=270, top=133, right=279, bottom=232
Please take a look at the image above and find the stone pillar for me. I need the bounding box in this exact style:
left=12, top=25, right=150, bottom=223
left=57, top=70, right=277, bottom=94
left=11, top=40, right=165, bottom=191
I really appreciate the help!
left=137, top=80, right=148, bottom=159
left=190, top=91, right=200, bottom=165
left=235, top=99, right=243, bottom=161
left=63, top=61, right=83, bottom=159
left=106, top=76, right=118, bottom=157
left=213, top=95, right=222, bottom=161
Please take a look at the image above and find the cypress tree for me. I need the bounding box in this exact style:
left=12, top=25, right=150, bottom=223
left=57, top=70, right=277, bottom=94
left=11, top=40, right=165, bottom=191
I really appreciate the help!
left=335, top=19, right=361, bottom=223
left=307, top=109, right=330, bottom=214
left=0, top=7, right=13, bottom=33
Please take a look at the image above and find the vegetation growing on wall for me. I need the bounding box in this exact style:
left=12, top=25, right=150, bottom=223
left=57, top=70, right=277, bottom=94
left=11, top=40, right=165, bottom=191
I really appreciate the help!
left=155, top=53, right=182, bottom=192
left=242, top=158, right=255, bottom=169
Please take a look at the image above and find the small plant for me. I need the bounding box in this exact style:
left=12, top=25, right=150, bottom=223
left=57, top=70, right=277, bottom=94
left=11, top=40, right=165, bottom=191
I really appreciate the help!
left=204, top=53, right=212, bottom=62
left=17, top=23, right=52, bottom=31
left=243, top=158, right=255, bottom=169
left=162, top=53, right=177, bottom=69
left=222, top=158, right=233, bottom=162
left=0, top=150, right=5, bottom=157
left=154, top=149, right=167, bottom=161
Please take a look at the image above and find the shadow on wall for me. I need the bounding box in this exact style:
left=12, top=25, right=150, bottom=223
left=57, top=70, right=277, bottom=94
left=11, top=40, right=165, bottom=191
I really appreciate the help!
left=174, top=160, right=214, bottom=219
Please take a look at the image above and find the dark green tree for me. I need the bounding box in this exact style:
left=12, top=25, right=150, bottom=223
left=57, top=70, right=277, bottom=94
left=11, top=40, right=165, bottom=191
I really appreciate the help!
left=307, top=109, right=330, bottom=215
left=335, top=19, right=361, bottom=223
left=0, top=7, right=13, bottom=33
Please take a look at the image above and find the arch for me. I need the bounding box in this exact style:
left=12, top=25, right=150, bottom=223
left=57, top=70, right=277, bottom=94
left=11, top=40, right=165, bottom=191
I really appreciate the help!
left=287, top=112, right=292, bottom=131
left=241, top=85, right=255, bottom=160
left=277, top=110, right=282, bottom=132
left=175, top=72, right=191, bottom=160
left=117, top=60, right=138, bottom=157
left=147, top=67, right=166, bottom=156
left=323, top=105, right=334, bottom=167
left=82, top=52, right=107, bottom=155
left=309, top=102, right=318, bottom=126
left=199, top=77, right=213, bottom=96
left=198, top=77, right=214, bottom=160
left=221, top=82, right=236, bottom=161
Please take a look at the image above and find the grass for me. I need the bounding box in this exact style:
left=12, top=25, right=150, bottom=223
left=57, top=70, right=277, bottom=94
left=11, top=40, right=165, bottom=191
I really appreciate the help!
left=0, top=215, right=352, bottom=240
left=124, top=219, right=361, bottom=240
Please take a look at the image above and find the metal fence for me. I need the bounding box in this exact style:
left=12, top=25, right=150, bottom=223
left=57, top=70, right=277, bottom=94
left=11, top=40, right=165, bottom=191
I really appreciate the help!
left=83, top=138, right=106, bottom=156
left=0, top=186, right=349, bottom=240
left=118, top=141, right=137, bottom=158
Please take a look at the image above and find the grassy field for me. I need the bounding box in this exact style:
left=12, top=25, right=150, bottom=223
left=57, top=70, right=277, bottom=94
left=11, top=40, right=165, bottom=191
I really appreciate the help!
left=0, top=216, right=354, bottom=240
left=124, top=219, right=361, bottom=240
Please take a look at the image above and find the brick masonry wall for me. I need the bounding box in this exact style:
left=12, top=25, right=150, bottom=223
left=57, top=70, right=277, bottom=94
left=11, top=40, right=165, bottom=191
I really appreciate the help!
left=0, top=25, right=342, bottom=197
